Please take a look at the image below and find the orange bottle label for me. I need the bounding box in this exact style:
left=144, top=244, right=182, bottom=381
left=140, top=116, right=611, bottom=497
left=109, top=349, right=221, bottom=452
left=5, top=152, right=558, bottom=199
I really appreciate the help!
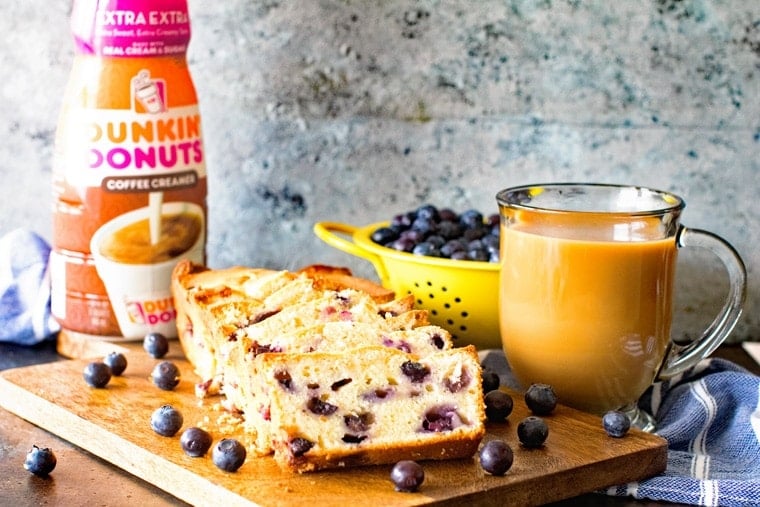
left=51, top=0, right=206, bottom=340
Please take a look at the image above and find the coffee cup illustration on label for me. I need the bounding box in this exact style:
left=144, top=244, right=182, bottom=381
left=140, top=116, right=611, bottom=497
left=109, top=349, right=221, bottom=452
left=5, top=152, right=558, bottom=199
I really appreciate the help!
left=90, top=201, right=205, bottom=339
left=133, top=70, right=165, bottom=114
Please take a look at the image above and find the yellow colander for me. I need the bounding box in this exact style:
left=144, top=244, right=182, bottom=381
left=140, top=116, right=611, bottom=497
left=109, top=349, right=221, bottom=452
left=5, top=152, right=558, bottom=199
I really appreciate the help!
left=313, top=221, right=502, bottom=350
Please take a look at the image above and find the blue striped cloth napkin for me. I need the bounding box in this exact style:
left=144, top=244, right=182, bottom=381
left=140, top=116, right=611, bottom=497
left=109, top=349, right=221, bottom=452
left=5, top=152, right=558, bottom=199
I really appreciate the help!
left=607, top=357, right=760, bottom=506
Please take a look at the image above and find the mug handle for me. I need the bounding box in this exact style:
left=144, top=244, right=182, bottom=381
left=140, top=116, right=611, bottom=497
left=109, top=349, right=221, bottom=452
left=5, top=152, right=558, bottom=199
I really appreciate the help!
left=658, top=226, right=747, bottom=378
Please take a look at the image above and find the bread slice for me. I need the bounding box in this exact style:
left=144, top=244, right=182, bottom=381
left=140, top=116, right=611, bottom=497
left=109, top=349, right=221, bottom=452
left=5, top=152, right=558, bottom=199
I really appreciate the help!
left=297, top=264, right=395, bottom=303
left=171, top=261, right=277, bottom=381
left=255, top=345, right=486, bottom=472
left=171, top=261, right=298, bottom=390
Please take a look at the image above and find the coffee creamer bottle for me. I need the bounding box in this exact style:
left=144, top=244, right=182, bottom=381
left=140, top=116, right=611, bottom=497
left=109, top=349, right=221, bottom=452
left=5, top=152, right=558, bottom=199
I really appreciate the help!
left=51, top=0, right=207, bottom=357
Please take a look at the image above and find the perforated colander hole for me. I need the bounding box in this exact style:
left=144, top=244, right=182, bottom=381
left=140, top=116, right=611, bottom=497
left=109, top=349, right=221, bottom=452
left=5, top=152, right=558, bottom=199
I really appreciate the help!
left=412, top=281, right=440, bottom=302
left=414, top=294, right=438, bottom=305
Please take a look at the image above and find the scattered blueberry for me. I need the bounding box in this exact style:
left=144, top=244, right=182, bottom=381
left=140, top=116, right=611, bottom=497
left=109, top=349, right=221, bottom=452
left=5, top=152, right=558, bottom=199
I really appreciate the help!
left=24, top=445, right=57, bottom=476
left=517, top=416, right=549, bottom=448
left=150, top=405, right=183, bottom=437
left=82, top=361, right=112, bottom=388
left=180, top=427, right=213, bottom=457
left=212, top=438, right=247, bottom=472
left=143, top=332, right=169, bottom=358
left=390, top=460, right=425, bottom=492
left=484, top=390, right=513, bottom=423
left=478, top=440, right=514, bottom=476
left=481, top=368, right=500, bottom=394
left=103, top=351, right=127, bottom=376
left=524, top=383, right=557, bottom=416
left=602, top=410, right=631, bottom=438
left=151, top=361, right=180, bottom=391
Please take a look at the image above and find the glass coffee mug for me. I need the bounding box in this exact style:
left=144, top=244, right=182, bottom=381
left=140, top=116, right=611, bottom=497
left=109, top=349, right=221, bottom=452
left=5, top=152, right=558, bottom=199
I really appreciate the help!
left=496, top=183, right=746, bottom=431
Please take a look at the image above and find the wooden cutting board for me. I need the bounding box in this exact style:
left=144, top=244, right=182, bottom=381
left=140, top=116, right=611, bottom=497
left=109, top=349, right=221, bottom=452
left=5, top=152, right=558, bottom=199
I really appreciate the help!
left=0, top=341, right=667, bottom=507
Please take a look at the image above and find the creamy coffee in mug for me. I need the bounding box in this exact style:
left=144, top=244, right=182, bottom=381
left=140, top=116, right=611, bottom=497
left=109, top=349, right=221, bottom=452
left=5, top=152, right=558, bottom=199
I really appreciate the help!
left=496, top=183, right=746, bottom=431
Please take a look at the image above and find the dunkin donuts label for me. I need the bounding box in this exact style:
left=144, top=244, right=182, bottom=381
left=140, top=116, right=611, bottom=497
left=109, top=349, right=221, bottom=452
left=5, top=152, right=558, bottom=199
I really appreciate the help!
left=51, top=0, right=206, bottom=341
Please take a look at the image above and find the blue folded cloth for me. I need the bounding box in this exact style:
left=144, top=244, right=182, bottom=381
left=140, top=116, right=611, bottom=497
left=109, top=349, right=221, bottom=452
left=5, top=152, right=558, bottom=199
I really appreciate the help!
left=0, top=229, right=59, bottom=344
left=607, top=358, right=760, bottom=506
left=482, top=350, right=760, bottom=507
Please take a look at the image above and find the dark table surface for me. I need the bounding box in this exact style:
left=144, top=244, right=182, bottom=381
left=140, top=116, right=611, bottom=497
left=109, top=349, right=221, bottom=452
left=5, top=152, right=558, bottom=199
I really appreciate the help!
left=1, top=338, right=757, bottom=507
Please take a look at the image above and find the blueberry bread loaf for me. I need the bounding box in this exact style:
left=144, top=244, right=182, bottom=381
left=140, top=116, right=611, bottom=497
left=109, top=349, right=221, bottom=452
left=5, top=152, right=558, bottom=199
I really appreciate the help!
left=224, top=319, right=454, bottom=453
left=171, top=261, right=487, bottom=472
left=255, top=345, right=486, bottom=472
